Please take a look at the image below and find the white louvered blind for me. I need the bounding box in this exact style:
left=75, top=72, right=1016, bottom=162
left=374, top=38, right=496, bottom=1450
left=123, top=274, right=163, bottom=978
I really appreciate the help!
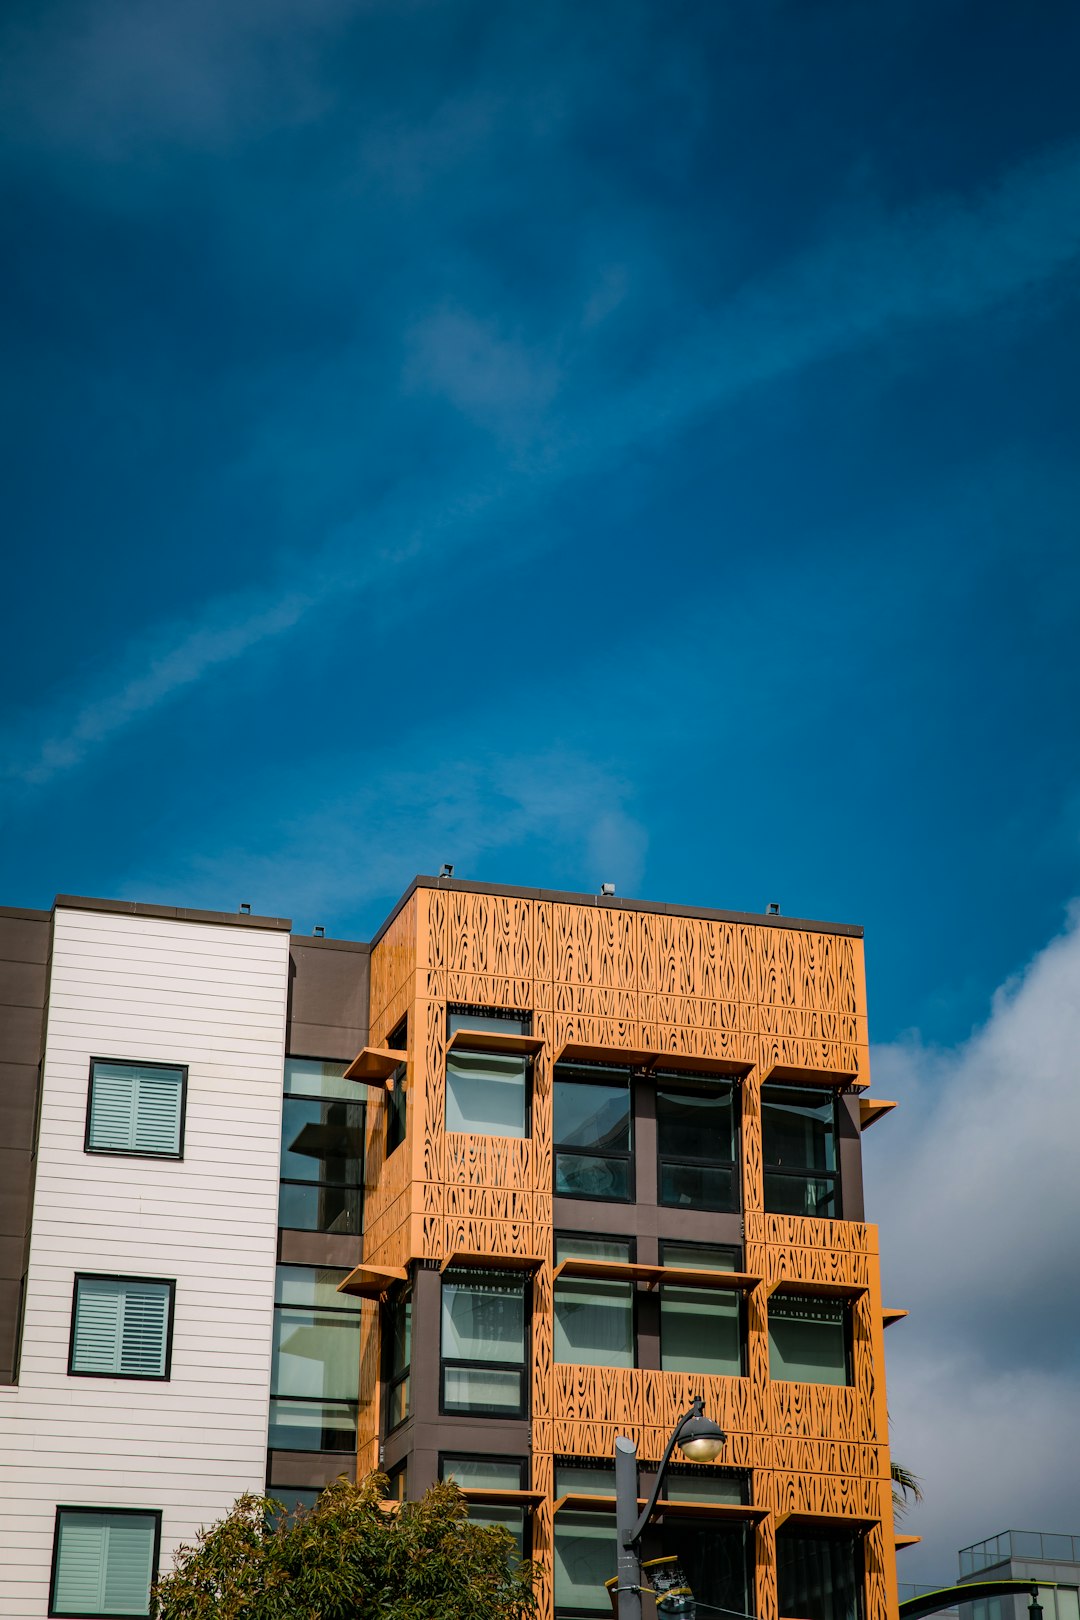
left=53, top=1511, right=156, bottom=1617
left=88, top=1062, right=183, bottom=1156
left=72, top=1278, right=171, bottom=1377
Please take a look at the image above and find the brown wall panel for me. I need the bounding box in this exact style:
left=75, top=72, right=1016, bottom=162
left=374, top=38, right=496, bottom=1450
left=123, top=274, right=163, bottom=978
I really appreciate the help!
left=0, top=906, right=48, bottom=1387
left=287, top=937, right=370, bottom=1061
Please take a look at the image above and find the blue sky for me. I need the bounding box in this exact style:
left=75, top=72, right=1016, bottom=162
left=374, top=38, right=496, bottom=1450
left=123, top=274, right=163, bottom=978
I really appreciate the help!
left=3, top=0, right=1080, bottom=1055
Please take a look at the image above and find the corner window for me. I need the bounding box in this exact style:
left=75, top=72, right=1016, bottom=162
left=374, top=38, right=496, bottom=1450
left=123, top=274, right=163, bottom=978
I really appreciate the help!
left=761, top=1086, right=839, bottom=1218
left=768, top=1295, right=852, bottom=1386
left=655, top=1074, right=737, bottom=1211
left=386, top=1018, right=408, bottom=1156
left=50, top=1507, right=160, bottom=1619
left=553, top=1466, right=618, bottom=1615
left=658, top=1243, right=742, bottom=1377
left=69, top=1276, right=174, bottom=1381
left=776, top=1528, right=865, bottom=1620
left=85, top=1060, right=185, bottom=1159
left=279, top=1060, right=363, bottom=1235
left=270, top=1265, right=361, bottom=1452
left=440, top=1456, right=529, bottom=1557
left=445, top=1007, right=531, bottom=1139
left=554, top=1235, right=633, bottom=1368
left=384, top=1288, right=412, bottom=1432
left=552, top=1065, right=632, bottom=1201
left=440, top=1268, right=527, bottom=1416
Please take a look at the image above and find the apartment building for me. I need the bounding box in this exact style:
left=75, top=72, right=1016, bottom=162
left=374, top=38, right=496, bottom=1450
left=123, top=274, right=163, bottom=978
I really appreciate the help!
left=0, top=877, right=904, bottom=1620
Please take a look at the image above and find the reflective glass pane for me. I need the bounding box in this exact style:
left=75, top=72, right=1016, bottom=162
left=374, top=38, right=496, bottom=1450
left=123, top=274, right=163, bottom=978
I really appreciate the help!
left=555, top=1152, right=630, bottom=1201
left=443, top=1364, right=523, bottom=1412
left=446, top=1050, right=527, bottom=1138
left=441, top=1273, right=525, bottom=1362
left=277, top=1181, right=362, bottom=1234
left=283, top=1058, right=353, bottom=1100
left=660, top=1161, right=736, bottom=1210
left=272, top=1305, right=362, bottom=1400
left=662, top=1519, right=750, bottom=1620
left=268, top=1485, right=324, bottom=1517
left=661, top=1287, right=741, bottom=1375
left=553, top=1076, right=631, bottom=1152
left=763, top=1172, right=837, bottom=1219
left=761, top=1088, right=837, bottom=1173
left=386, top=1376, right=409, bottom=1429
left=275, top=1265, right=358, bottom=1312
left=554, top=1278, right=633, bottom=1367
left=386, top=1080, right=407, bottom=1154
left=662, top=1471, right=746, bottom=1504
left=388, top=1295, right=411, bottom=1381
left=776, top=1531, right=861, bottom=1620
left=554, top=1511, right=617, bottom=1611
left=656, top=1087, right=733, bottom=1159
left=468, top=1502, right=525, bottom=1558
left=267, top=1397, right=357, bottom=1452
left=555, top=1235, right=632, bottom=1264
left=448, top=1010, right=530, bottom=1035
left=441, top=1457, right=524, bottom=1489
left=555, top=1466, right=617, bottom=1497
left=279, top=1098, right=363, bottom=1182
left=661, top=1243, right=740, bottom=1272
left=768, top=1298, right=848, bottom=1386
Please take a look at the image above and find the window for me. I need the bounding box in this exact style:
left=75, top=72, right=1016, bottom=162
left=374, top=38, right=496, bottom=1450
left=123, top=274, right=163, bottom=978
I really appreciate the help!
left=445, top=1008, right=530, bottom=1139
left=554, top=1235, right=633, bottom=1369
left=386, top=1018, right=408, bottom=1156
left=660, top=1517, right=752, bottom=1620
left=768, top=1295, right=851, bottom=1386
left=661, top=1466, right=748, bottom=1505
left=553, top=1465, right=618, bottom=1616
left=441, top=1268, right=527, bottom=1416
left=655, top=1074, right=737, bottom=1211
left=761, top=1086, right=840, bottom=1218
left=659, top=1243, right=742, bottom=1377
left=69, top=1276, right=174, bottom=1380
left=440, top=1456, right=529, bottom=1557
left=278, top=1059, right=364, bottom=1235
left=269, top=1265, right=361, bottom=1452
left=85, top=1060, right=185, bottom=1159
left=553, top=1065, right=632, bottom=1201
left=776, top=1529, right=864, bottom=1620
left=50, top=1507, right=160, bottom=1619
left=384, top=1288, right=412, bottom=1432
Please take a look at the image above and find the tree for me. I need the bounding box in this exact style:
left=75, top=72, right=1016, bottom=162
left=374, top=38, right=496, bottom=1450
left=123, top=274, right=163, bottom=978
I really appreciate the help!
left=153, top=1473, right=539, bottom=1620
left=891, top=1459, right=924, bottom=1518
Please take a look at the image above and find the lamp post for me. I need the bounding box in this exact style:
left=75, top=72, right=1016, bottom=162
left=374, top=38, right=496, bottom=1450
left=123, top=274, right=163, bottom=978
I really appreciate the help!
left=614, top=1396, right=726, bottom=1620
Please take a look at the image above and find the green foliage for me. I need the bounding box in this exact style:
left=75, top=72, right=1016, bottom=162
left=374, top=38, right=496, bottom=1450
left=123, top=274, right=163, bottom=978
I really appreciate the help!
left=891, top=1459, right=924, bottom=1519
left=153, top=1473, right=539, bottom=1620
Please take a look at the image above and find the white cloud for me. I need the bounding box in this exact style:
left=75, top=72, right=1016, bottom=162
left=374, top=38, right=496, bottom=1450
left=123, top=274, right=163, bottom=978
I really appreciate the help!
left=866, top=904, right=1080, bottom=1581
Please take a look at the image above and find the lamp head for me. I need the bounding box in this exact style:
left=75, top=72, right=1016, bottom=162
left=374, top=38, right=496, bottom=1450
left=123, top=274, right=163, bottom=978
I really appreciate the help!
left=676, top=1397, right=726, bottom=1463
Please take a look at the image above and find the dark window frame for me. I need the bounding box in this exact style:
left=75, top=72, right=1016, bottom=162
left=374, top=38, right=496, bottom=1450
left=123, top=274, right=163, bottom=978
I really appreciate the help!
left=385, top=1017, right=408, bottom=1157
left=279, top=1058, right=365, bottom=1236
left=439, top=1267, right=529, bottom=1420
left=552, top=1062, right=634, bottom=1204
left=382, top=1285, right=412, bottom=1436
left=775, top=1525, right=866, bottom=1620
left=439, top=1453, right=529, bottom=1487
left=271, top=1264, right=362, bottom=1454
left=67, top=1273, right=176, bottom=1382
left=49, top=1504, right=162, bottom=1620
left=553, top=1232, right=637, bottom=1371
left=761, top=1084, right=842, bottom=1220
left=445, top=1004, right=534, bottom=1140
left=84, top=1057, right=188, bottom=1162
left=654, top=1071, right=740, bottom=1213
left=767, top=1292, right=855, bottom=1387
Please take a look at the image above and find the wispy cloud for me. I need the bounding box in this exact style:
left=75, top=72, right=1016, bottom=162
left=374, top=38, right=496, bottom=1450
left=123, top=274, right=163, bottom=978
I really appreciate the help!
left=866, top=903, right=1080, bottom=1577
left=5, top=136, right=1080, bottom=791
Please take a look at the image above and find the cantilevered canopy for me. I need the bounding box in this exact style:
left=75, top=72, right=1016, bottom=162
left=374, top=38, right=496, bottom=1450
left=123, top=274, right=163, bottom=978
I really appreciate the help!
left=761, top=1061, right=866, bottom=1090
left=446, top=1028, right=545, bottom=1057
left=460, top=1488, right=545, bottom=1511
left=554, top=1040, right=654, bottom=1069
left=882, top=1307, right=909, bottom=1327
left=337, top=1263, right=408, bottom=1299
left=553, top=1494, right=767, bottom=1522
left=765, top=1277, right=867, bottom=1301
left=553, top=1257, right=761, bottom=1291
left=439, top=1251, right=544, bottom=1274
left=553, top=1040, right=750, bottom=1077
left=344, top=1046, right=406, bottom=1086
left=859, top=1097, right=898, bottom=1130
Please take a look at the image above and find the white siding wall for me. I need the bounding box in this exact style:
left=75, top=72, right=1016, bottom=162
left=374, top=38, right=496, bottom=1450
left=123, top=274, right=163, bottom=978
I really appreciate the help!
left=0, top=907, right=290, bottom=1617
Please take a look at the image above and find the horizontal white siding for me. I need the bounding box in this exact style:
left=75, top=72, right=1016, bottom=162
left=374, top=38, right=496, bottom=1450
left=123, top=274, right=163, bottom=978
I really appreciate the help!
left=0, top=908, right=290, bottom=1617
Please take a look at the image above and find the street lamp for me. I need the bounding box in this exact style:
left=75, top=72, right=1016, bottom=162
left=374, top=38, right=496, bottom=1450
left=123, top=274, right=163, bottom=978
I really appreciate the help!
left=614, top=1396, right=726, bottom=1620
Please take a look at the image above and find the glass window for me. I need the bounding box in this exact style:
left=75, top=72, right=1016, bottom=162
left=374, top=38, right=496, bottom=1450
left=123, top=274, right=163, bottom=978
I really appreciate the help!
left=661, top=1468, right=748, bottom=1504
left=656, top=1077, right=737, bottom=1211
left=661, top=1519, right=752, bottom=1620
left=660, top=1286, right=741, bottom=1377
left=51, top=1508, right=159, bottom=1619
left=386, top=1018, right=408, bottom=1156
left=761, top=1086, right=840, bottom=1219
left=446, top=1049, right=528, bottom=1138
left=278, top=1061, right=364, bottom=1234
left=776, top=1530, right=864, bottom=1620
left=70, top=1276, right=173, bottom=1380
left=441, top=1269, right=527, bottom=1415
left=270, top=1266, right=360, bottom=1452
left=384, top=1289, right=411, bottom=1432
left=267, top=1483, right=325, bottom=1518
left=440, top=1456, right=528, bottom=1558
left=554, top=1509, right=616, bottom=1614
left=768, top=1295, right=851, bottom=1386
left=554, top=1236, right=633, bottom=1369
left=553, top=1066, right=632, bottom=1201
left=555, top=1464, right=618, bottom=1497
left=86, top=1060, right=184, bottom=1159
left=448, top=1008, right=531, bottom=1035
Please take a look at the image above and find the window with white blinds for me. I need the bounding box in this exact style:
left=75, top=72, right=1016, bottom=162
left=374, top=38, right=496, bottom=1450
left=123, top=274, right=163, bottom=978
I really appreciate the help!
left=86, top=1060, right=186, bottom=1158
left=70, top=1277, right=173, bottom=1379
left=51, top=1508, right=159, bottom=1618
